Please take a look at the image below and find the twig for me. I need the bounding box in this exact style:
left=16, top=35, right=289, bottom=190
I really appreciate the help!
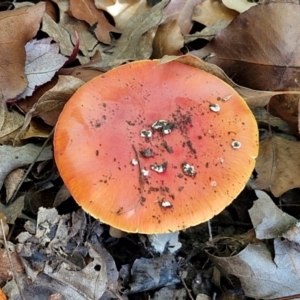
left=9, top=128, right=54, bottom=203
left=1, top=220, right=25, bottom=300
left=180, top=272, right=195, bottom=300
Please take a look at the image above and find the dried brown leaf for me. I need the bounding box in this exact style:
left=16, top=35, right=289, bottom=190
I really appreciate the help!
left=0, top=196, right=24, bottom=225
left=95, top=0, right=149, bottom=30
left=249, top=190, right=297, bottom=239
left=163, top=0, right=202, bottom=34
left=0, top=102, right=24, bottom=145
left=0, top=2, right=45, bottom=101
left=193, top=3, right=300, bottom=90
left=92, top=0, right=168, bottom=70
left=161, top=54, right=300, bottom=107
left=222, top=0, right=257, bottom=13
left=209, top=239, right=300, bottom=299
left=43, top=243, right=118, bottom=299
left=19, top=76, right=84, bottom=138
left=69, top=0, right=119, bottom=44
left=268, top=94, right=299, bottom=134
left=0, top=248, right=23, bottom=286
left=185, top=19, right=231, bottom=43
left=21, top=118, right=52, bottom=140
left=249, top=136, right=300, bottom=196
left=0, top=144, right=52, bottom=190
left=4, top=169, right=25, bottom=203
left=192, top=0, right=237, bottom=26
left=17, top=38, right=67, bottom=100
left=43, top=0, right=103, bottom=64
left=152, top=20, right=184, bottom=58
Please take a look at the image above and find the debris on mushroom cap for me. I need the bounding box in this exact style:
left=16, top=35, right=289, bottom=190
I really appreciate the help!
left=54, top=60, right=258, bottom=234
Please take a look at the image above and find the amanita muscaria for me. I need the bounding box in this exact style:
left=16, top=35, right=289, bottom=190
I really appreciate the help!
left=54, top=60, right=258, bottom=234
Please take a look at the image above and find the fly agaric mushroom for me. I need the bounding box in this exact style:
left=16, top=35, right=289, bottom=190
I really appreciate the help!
left=54, top=60, right=258, bottom=234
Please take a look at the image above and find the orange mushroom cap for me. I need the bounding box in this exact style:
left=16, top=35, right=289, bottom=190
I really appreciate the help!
left=54, top=60, right=258, bottom=234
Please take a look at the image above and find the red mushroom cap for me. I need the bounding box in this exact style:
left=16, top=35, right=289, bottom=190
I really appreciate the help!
left=54, top=60, right=258, bottom=234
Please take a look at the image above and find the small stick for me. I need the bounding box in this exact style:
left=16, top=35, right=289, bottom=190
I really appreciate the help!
left=9, top=128, right=54, bottom=203
left=1, top=220, right=25, bottom=300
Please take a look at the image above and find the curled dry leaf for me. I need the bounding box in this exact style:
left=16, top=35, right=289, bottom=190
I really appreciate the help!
left=0, top=2, right=45, bottom=101
left=249, top=136, right=300, bottom=197
left=194, top=3, right=300, bottom=91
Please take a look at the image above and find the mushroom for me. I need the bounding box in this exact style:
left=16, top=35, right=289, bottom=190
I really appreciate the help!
left=54, top=60, right=258, bottom=234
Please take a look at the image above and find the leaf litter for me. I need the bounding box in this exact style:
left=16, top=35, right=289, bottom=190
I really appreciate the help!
left=2, top=0, right=300, bottom=299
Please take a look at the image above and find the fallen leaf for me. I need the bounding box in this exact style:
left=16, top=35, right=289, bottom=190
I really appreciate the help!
left=282, top=220, right=300, bottom=246
left=0, top=196, right=24, bottom=225
left=0, top=2, right=45, bottom=101
left=126, top=252, right=180, bottom=294
left=222, top=0, right=257, bottom=13
left=43, top=0, right=103, bottom=64
left=249, top=190, right=297, bottom=239
left=4, top=169, right=25, bottom=202
left=53, top=185, right=71, bottom=207
left=20, top=118, right=52, bottom=140
left=0, top=212, right=9, bottom=239
left=161, top=54, right=300, bottom=107
left=192, top=0, right=237, bottom=26
left=95, top=0, right=149, bottom=30
left=193, top=3, right=300, bottom=90
left=0, top=144, right=52, bottom=190
left=253, top=107, right=291, bottom=134
left=209, top=239, right=300, bottom=299
left=3, top=272, right=86, bottom=300
left=268, top=94, right=299, bottom=134
left=44, top=243, right=118, bottom=299
left=18, top=75, right=84, bottom=138
left=148, top=232, right=182, bottom=253
left=185, top=19, right=231, bottom=43
left=163, top=0, right=202, bottom=34
left=0, top=102, right=24, bottom=145
left=17, top=38, right=68, bottom=100
left=0, top=247, right=24, bottom=286
left=92, top=0, right=168, bottom=69
left=152, top=20, right=184, bottom=57
left=249, top=136, right=300, bottom=196
left=41, top=13, right=75, bottom=58
left=69, top=0, right=119, bottom=44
